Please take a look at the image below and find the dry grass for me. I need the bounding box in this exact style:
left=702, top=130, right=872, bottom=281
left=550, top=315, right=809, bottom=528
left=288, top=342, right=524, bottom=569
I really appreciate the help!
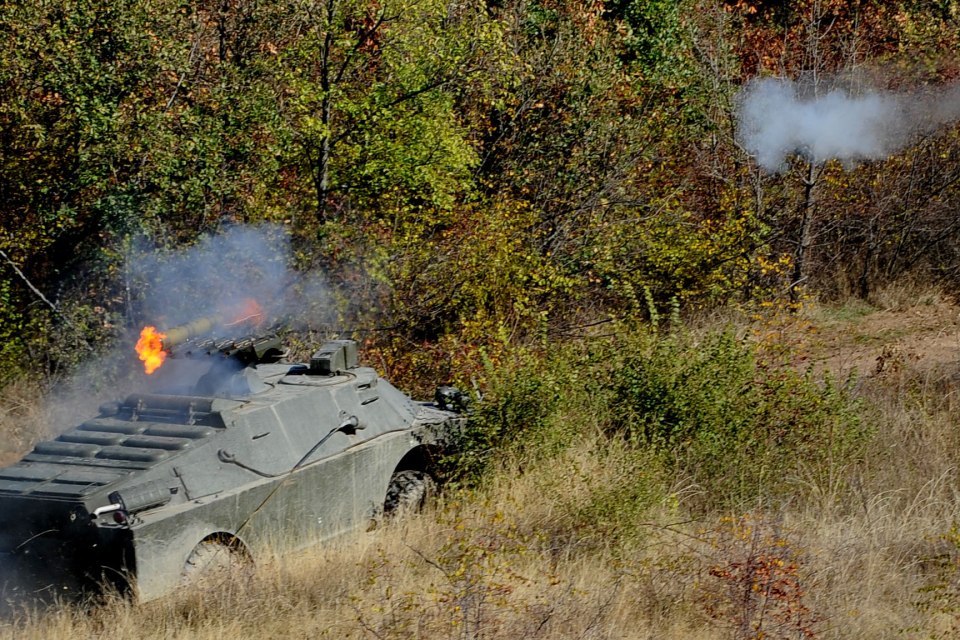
left=4, top=295, right=960, bottom=639
left=0, top=378, right=53, bottom=468
left=0, top=443, right=952, bottom=640
left=0, top=435, right=954, bottom=640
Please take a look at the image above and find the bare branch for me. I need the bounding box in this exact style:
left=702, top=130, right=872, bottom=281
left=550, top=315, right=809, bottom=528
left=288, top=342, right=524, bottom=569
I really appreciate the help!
left=0, top=249, right=91, bottom=350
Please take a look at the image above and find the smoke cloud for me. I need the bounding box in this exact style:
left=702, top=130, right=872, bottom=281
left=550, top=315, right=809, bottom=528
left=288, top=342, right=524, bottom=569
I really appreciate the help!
left=126, top=223, right=335, bottom=386
left=130, top=224, right=328, bottom=330
left=33, top=224, right=335, bottom=422
left=736, top=77, right=960, bottom=171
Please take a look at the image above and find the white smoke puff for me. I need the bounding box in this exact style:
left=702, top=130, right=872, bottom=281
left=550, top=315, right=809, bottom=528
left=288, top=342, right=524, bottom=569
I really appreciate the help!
left=737, top=78, right=960, bottom=172
left=737, top=78, right=902, bottom=171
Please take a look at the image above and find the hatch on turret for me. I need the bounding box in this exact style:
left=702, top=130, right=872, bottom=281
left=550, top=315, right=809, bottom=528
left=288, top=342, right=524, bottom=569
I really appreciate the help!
left=309, top=340, right=359, bottom=375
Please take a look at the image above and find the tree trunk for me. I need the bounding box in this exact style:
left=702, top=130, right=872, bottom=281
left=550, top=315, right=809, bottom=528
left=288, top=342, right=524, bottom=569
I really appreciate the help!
left=791, top=162, right=817, bottom=303
left=315, top=1, right=335, bottom=224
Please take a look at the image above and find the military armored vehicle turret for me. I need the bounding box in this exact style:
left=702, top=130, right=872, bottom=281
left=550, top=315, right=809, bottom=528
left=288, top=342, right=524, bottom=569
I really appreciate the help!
left=0, top=323, right=465, bottom=604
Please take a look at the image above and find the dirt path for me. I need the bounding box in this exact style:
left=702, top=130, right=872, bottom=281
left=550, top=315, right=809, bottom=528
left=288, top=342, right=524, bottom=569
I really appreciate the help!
left=794, top=296, right=960, bottom=379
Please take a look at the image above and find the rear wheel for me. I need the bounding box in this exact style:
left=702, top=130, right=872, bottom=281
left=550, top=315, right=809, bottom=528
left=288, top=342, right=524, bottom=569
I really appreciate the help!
left=384, top=469, right=436, bottom=519
left=181, top=538, right=251, bottom=588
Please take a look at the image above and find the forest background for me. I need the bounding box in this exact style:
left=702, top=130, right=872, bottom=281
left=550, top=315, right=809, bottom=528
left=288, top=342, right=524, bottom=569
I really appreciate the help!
left=6, top=0, right=960, bottom=638
left=6, top=0, right=960, bottom=384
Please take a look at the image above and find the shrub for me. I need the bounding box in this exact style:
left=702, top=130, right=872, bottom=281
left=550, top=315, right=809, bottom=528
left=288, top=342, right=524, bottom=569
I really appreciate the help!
left=450, top=324, right=870, bottom=515
left=699, top=514, right=821, bottom=640
left=607, top=329, right=868, bottom=509
left=449, top=347, right=571, bottom=484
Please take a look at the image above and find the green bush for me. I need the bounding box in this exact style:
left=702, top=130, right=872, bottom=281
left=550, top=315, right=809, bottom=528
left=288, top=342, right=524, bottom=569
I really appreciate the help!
left=609, top=328, right=868, bottom=509
left=450, top=325, right=870, bottom=515
left=449, top=348, right=570, bottom=484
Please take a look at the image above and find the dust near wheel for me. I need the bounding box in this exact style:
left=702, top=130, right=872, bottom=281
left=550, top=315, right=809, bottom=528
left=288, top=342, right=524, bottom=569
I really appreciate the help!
left=180, top=538, right=252, bottom=589
left=383, top=469, right=436, bottom=519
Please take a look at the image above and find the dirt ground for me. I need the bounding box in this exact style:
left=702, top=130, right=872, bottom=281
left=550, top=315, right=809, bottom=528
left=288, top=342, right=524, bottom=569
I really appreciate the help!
left=782, top=295, right=960, bottom=381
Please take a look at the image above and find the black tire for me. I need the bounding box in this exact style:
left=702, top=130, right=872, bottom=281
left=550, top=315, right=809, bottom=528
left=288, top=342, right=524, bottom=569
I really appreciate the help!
left=383, top=469, right=436, bottom=519
left=181, top=538, right=251, bottom=588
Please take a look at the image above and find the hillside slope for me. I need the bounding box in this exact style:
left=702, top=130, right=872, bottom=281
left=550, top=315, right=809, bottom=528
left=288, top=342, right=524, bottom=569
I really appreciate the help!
left=3, top=295, right=960, bottom=638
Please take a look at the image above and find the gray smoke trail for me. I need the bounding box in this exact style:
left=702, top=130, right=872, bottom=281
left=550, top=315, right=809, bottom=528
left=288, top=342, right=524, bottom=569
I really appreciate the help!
left=131, top=224, right=300, bottom=328
left=40, top=224, right=335, bottom=427
left=736, top=77, right=960, bottom=172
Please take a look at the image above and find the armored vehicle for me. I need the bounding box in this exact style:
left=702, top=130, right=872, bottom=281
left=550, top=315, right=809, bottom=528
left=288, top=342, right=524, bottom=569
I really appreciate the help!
left=0, top=328, right=465, bottom=604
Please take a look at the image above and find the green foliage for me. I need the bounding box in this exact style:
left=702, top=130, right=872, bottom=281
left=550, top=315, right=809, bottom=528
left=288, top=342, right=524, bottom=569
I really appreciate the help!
left=279, top=0, right=488, bottom=219
left=605, top=0, right=685, bottom=78
left=608, top=328, right=867, bottom=508
left=5, top=0, right=960, bottom=394
left=450, top=346, right=568, bottom=483
left=448, top=324, right=869, bottom=515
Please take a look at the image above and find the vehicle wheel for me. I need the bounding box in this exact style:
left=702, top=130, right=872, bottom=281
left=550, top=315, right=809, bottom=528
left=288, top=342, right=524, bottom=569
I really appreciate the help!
left=383, top=469, right=436, bottom=519
left=181, top=538, right=251, bottom=588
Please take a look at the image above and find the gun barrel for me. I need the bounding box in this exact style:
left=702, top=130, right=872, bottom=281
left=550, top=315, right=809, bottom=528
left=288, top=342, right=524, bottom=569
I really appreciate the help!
left=161, top=314, right=225, bottom=350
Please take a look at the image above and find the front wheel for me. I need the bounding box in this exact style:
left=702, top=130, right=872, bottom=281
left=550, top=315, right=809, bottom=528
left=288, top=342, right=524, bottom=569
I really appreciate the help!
left=180, top=538, right=252, bottom=589
left=383, top=469, right=436, bottom=520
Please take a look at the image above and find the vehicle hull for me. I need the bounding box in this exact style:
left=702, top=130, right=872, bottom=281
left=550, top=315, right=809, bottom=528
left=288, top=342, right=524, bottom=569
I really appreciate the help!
left=129, top=428, right=436, bottom=601
left=0, top=353, right=463, bottom=606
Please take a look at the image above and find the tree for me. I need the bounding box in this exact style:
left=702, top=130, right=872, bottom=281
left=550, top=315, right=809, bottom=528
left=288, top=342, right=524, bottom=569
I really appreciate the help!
left=277, top=0, right=493, bottom=226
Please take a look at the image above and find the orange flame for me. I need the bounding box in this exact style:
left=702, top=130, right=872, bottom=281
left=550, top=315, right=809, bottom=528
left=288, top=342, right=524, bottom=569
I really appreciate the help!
left=136, top=326, right=167, bottom=374
left=226, top=298, right=263, bottom=327
left=135, top=299, right=262, bottom=374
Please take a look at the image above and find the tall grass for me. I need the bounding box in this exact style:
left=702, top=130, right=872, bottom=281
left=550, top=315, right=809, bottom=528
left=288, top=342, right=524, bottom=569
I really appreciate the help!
left=0, top=378, right=52, bottom=467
